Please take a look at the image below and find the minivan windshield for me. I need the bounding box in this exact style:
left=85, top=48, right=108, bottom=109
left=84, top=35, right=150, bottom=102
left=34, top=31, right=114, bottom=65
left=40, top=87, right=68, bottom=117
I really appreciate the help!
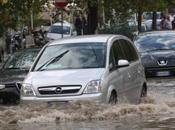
left=34, top=43, right=106, bottom=71
left=49, top=25, right=70, bottom=34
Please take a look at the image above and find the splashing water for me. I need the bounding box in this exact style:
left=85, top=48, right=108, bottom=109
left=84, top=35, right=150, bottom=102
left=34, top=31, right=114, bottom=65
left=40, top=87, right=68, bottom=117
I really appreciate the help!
left=0, top=79, right=175, bottom=130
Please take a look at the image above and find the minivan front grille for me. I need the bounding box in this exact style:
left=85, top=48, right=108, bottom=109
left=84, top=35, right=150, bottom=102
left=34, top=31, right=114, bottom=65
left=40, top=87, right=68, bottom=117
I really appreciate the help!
left=38, top=85, right=81, bottom=95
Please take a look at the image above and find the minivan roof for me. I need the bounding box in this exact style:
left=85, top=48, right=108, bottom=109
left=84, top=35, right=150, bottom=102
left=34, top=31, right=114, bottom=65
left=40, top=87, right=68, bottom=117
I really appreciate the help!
left=48, top=35, right=121, bottom=46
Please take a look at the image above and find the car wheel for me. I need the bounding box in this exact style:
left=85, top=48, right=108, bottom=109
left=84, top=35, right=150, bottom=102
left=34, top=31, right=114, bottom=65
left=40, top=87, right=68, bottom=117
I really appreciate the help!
left=109, top=90, right=117, bottom=105
left=2, top=98, right=10, bottom=104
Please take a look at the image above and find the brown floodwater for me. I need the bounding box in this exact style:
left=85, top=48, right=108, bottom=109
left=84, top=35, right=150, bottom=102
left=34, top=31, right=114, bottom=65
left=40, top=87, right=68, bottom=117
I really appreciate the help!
left=0, top=78, right=175, bottom=130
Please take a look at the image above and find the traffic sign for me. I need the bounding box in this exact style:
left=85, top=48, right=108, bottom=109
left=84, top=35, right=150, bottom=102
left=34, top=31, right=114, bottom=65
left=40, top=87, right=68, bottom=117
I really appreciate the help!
left=55, top=0, right=68, bottom=8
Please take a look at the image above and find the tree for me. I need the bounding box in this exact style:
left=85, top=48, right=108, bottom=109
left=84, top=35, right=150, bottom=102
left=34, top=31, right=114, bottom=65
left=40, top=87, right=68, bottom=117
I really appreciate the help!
left=103, top=0, right=170, bottom=31
left=0, top=0, right=48, bottom=32
left=73, top=0, right=98, bottom=34
left=87, top=0, right=98, bottom=34
left=104, top=0, right=133, bottom=24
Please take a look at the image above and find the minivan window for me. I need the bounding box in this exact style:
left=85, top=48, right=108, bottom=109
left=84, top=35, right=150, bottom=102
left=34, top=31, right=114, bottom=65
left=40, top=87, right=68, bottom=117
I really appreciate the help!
left=119, top=40, right=138, bottom=62
left=109, top=45, right=115, bottom=68
left=113, top=41, right=125, bottom=64
left=34, top=43, right=106, bottom=71
left=49, top=25, right=70, bottom=34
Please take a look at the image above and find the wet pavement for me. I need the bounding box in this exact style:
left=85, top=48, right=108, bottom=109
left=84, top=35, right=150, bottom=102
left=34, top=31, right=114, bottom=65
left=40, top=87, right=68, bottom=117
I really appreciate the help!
left=0, top=78, right=175, bottom=130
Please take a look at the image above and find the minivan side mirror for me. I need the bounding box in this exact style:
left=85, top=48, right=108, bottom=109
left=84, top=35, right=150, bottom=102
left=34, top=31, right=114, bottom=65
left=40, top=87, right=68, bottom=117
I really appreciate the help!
left=118, top=59, right=129, bottom=68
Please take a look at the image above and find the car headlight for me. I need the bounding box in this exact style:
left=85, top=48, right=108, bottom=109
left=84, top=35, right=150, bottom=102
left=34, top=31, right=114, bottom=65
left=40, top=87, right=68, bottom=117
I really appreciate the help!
left=83, top=80, right=102, bottom=94
left=0, top=85, right=5, bottom=90
left=21, top=84, right=35, bottom=96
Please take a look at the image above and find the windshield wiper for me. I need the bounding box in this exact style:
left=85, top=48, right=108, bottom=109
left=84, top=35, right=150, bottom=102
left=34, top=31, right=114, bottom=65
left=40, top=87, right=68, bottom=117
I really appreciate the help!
left=37, top=50, right=69, bottom=71
left=5, top=67, right=21, bottom=70
left=5, top=67, right=29, bottom=71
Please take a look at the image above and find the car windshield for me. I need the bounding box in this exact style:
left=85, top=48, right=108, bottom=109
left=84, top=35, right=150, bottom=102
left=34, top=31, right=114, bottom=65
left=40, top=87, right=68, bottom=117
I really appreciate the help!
left=135, top=33, right=175, bottom=52
left=34, top=43, right=106, bottom=71
left=4, top=49, right=40, bottom=70
left=49, top=25, right=70, bottom=34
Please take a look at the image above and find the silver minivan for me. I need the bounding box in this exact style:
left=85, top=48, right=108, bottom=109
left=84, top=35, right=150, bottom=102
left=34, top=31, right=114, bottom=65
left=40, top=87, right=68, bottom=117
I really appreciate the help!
left=21, top=35, right=147, bottom=104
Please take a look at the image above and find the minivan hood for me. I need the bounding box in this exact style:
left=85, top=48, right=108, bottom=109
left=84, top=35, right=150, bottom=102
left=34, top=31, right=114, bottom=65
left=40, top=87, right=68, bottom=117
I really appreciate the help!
left=47, top=33, right=71, bottom=40
left=25, top=68, right=105, bottom=88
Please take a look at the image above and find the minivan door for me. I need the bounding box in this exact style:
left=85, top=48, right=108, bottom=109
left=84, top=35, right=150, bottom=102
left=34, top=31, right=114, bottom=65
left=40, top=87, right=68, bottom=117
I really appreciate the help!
left=119, top=39, right=141, bottom=103
left=108, top=40, right=130, bottom=103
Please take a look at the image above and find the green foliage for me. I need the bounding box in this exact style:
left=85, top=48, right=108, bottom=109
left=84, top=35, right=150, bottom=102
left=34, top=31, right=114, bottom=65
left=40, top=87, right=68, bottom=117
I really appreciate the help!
left=103, top=0, right=170, bottom=21
left=98, top=23, right=137, bottom=40
left=0, top=0, right=48, bottom=32
left=103, top=0, right=133, bottom=22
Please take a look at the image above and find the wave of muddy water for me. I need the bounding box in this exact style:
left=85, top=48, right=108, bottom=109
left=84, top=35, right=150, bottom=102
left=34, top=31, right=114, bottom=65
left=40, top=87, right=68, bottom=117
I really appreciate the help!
left=0, top=78, right=175, bottom=130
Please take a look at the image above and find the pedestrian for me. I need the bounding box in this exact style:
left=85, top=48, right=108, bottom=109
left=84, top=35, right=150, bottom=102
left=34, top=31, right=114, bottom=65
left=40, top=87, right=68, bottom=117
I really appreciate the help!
left=160, top=16, right=166, bottom=30
left=172, top=16, right=175, bottom=30
left=74, top=15, right=82, bottom=35
left=164, top=15, right=172, bottom=30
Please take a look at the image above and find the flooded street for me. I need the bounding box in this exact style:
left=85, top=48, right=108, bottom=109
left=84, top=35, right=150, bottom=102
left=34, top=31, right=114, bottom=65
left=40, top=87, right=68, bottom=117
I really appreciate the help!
left=0, top=78, right=175, bottom=130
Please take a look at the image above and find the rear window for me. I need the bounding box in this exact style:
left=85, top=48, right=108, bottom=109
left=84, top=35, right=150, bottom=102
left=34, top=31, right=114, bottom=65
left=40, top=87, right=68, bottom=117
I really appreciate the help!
left=49, top=25, right=70, bottom=34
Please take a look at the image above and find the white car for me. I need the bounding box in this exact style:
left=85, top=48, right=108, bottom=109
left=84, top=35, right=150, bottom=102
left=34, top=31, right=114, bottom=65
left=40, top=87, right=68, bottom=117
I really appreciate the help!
left=143, top=19, right=162, bottom=31
left=47, top=22, right=76, bottom=41
left=21, top=35, right=147, bottom=104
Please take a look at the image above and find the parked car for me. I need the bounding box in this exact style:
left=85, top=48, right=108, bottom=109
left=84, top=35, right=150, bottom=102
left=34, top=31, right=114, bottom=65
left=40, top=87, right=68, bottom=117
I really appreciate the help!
left=134, top=31, right=175, bottom=77
left=142, top=12, right=162, bottom=21
left=143, top=19, right=162, bottom=31
left=46, top=21, right=76, bottom=41
left=21, top=35, right=147, bottom=104
left=0, top=48, right=40, bottom=104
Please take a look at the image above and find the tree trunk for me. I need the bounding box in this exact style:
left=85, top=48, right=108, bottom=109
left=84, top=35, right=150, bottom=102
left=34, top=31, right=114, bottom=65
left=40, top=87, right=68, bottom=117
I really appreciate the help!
left=152, top=11, right=157, bottom=30
left=87, top=1, right=98, bottom=34
left=138, top=7, right=142, bottom=32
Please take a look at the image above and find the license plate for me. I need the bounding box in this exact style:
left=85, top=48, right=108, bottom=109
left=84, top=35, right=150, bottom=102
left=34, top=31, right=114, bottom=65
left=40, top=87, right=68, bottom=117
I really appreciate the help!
left=156, top=71, right=170, bottom=76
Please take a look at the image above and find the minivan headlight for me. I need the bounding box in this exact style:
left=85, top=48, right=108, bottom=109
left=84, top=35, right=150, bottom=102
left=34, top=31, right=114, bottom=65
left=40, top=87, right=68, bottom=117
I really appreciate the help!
left=21, top=84, right=35, bottom=96
left=84, top=80, right=102, bottom=94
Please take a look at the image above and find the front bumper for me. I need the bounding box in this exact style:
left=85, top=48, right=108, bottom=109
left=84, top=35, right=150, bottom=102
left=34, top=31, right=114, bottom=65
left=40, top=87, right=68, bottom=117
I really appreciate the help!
left=21, top=93, right=103, bottom=103
left=145, top=66, right=175, bottom=78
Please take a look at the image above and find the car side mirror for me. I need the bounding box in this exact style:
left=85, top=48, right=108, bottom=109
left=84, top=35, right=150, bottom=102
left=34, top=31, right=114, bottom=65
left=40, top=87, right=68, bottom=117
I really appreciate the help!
left=118, top=59, right=129, bottom=68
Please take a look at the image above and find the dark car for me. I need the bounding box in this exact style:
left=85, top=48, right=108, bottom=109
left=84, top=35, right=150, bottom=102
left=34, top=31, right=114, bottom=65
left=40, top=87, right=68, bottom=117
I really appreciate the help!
left=0, top=48, right=40, bottom=104
left=134, top=31, right=175, bottom=78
